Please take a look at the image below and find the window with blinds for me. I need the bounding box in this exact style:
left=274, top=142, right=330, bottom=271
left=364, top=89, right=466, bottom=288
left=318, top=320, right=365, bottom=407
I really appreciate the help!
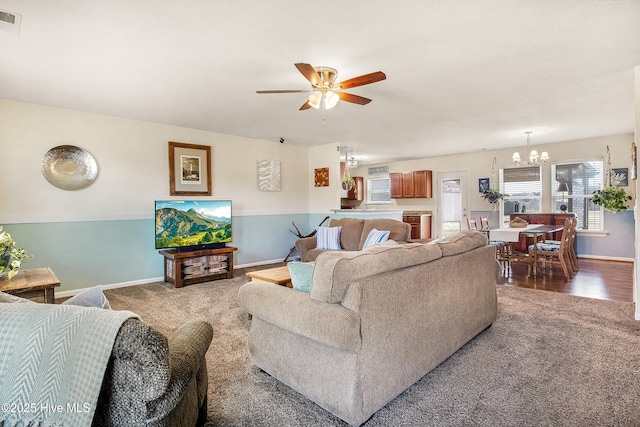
left=552, top=161, right=603, bottom=230
left=368, top=177, right=391, bottom=203
left=500, top=167, right=542, bottom=222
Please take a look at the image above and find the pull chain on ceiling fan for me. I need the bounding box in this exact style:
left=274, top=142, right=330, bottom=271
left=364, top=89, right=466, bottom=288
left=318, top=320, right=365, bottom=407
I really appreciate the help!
left=256, top=63, right=386, bottom=111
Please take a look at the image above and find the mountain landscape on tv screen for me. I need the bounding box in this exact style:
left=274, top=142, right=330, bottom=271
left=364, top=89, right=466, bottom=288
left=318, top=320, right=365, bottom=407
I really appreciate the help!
left=155, top=207, right=231, bottom=248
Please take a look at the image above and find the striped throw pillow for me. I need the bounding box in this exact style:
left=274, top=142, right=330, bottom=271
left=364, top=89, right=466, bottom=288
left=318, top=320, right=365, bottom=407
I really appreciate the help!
left=316, top=226, right=342, bottom=250
left=362, top=228, right=390, bottom=249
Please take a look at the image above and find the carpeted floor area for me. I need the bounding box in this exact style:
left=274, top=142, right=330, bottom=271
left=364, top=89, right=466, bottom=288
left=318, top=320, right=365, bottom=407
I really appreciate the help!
left=104, top=269, right=640, bottom=426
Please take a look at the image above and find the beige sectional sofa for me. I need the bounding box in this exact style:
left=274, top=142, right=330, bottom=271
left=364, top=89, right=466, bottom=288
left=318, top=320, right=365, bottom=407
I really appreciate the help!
left=295, top=217, right=412, bottom=262
left=238, top=230, right=498, bottom=426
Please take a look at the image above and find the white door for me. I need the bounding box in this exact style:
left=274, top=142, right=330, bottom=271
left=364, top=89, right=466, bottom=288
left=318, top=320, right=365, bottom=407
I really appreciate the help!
left=436, top=171, right=468, bottom=238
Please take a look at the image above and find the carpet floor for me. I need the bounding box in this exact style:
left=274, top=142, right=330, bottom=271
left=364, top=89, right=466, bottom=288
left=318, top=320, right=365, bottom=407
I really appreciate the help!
left=104, top=269, right=640, bottom=426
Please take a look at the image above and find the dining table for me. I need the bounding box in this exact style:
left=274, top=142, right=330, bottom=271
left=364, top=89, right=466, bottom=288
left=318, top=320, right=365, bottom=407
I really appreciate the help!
left=489, top=224, right=564, bottom=277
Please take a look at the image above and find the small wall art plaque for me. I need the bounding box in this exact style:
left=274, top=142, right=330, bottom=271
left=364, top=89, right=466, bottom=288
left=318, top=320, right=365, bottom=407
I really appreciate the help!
left=314, top=167, right=329, bottom=187
left=258, top=160, right=281, bottom=192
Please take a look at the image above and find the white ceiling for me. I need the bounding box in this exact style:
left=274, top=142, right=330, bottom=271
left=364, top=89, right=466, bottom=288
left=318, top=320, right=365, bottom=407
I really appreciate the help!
left=1, top=1, right=639, bottom=164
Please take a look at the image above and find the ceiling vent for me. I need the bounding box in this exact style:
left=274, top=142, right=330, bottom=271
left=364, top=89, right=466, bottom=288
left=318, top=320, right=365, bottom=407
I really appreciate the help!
left=0, top=9, right=22, bottom=35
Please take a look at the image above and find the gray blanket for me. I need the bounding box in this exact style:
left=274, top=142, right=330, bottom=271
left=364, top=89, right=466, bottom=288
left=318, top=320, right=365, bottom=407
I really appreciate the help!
left=0, top=304, right=138, bottom=426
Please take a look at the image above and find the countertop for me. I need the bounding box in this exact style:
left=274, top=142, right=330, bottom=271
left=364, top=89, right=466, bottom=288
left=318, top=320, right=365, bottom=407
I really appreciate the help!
left=402, top=210, right=432, bottom=216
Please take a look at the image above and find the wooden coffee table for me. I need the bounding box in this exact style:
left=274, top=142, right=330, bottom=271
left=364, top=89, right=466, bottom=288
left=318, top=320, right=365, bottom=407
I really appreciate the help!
left=0, top=267, right=61, bottom=303
left=246, top=265, right=292, bottom=288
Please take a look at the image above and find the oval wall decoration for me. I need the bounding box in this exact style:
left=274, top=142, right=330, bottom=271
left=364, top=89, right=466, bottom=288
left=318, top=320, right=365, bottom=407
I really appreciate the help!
left=41, top=145, right=98, bottom=191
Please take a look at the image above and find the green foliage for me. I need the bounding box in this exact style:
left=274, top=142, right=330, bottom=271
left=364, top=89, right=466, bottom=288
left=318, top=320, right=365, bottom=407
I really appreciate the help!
left=0, top=226, right=33, bottom=279
left=481, top=188, right=505, bottom=204
left=591, top=186, right=632, bottom=213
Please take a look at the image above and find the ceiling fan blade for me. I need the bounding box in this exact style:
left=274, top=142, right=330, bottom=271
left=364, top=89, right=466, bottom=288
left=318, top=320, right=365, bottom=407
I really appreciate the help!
left=295, top=63, right=321, bottom=87
left=299, top=101, right=312, bottom=111
left=256, top=90, right=306, bottom=94
left=338, top=92, right=372, bottom=105
left=335, top=71, right=386, bottom=90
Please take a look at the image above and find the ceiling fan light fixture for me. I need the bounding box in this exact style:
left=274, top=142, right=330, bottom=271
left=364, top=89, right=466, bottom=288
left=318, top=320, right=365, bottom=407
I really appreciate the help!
left=324, top=90, right=339, bottom=109
left=308, top=90, right=322, bottom=109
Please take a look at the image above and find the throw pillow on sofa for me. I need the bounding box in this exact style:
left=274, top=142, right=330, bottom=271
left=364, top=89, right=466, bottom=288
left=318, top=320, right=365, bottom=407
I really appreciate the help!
left=362, top=228, right=390, bottom=249
left=316, top=226, right=342, bottom=250
left=62, top=285, right=112, bottom=309
left=287, top=262, right=314, bottom=292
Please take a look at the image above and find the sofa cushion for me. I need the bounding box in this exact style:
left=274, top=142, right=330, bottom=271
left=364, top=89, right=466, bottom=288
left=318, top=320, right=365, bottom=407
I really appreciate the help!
left=310, top=243, right=443, bottom=304
left=316, top=226, right=342, bottom=250
left=436, top=230, right=489, bottom=257
left=287, top=262, right=314, bottom=292
left=329, top=218, right=365, bottom=251
left=362, top=228, right=390, bottom=249
left=359, top=219, right=411, bottom=249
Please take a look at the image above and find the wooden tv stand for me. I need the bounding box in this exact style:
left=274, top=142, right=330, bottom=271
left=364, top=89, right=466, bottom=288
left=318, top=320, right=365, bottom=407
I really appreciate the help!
left=159, top=246, right=237, bottom=288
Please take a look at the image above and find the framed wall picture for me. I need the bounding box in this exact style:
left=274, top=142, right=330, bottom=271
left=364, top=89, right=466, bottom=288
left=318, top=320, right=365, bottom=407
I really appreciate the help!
left=168, top=141, right=212, bottom=196
left=478, top=178, right=490, bottom=192
left=612, top=168, right=629, bottom=186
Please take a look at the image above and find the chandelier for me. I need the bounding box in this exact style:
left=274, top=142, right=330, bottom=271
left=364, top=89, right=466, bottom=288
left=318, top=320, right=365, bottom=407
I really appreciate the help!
left=512, top=131, right=549, bottom=166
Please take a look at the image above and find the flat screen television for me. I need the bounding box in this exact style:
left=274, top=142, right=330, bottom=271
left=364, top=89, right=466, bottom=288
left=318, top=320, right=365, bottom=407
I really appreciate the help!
left=155, top=200, right=232, bottom=251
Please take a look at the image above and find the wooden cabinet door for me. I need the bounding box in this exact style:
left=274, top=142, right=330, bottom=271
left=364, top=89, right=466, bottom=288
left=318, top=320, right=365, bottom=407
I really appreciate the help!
left=402, top=216, right=421, bottom=239
left=402, top=172, right=415, bottom=197
left=390, top=173, right=403, bottom=198
left=413, top=170, right=432, bottom=198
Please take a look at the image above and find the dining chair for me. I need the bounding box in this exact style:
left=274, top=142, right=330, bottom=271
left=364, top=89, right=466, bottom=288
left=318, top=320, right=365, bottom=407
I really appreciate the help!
left=527, top=218, right=575, bottom=280
left=533, top=216, right=578, bottom=275
left=467, top=217, right=479, bottom=230
left=481, top=216, right=512, bottom=272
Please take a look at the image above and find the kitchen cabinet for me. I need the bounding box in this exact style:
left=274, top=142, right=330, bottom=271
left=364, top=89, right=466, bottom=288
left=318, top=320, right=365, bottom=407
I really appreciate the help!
left=390, top=170, right=432, bottom=198
left=413, top=170, right=432, bottom=198
left=390, top=173, right=403, bottom=198
left=402, top=215, right=421, bottom=239
left=402, top=212, right=432, bottom=239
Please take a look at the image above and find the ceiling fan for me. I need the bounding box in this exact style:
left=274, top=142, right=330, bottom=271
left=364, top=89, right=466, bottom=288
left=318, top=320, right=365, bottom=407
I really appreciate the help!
left=256, top=63, right=386, bottom=111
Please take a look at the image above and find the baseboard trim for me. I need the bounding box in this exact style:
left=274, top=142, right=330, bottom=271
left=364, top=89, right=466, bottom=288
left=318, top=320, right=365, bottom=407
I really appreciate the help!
left=55, top=259, right=285, bottom=298
left=577, top=254, right=634, bottom=262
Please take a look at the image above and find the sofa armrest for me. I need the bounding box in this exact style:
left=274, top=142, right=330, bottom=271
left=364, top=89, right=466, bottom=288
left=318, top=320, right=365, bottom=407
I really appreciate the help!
left=295, top=236, right=318, bottom=262
left=147, top=320, right=213, bottom=422
left=94, top=319, right=212, bottom=426
left=238, top=281, right=361, bottom=352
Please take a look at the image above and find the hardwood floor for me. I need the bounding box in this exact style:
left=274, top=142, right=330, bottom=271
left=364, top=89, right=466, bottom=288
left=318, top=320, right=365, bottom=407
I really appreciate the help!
left=499, top=257, right=634, bottom=303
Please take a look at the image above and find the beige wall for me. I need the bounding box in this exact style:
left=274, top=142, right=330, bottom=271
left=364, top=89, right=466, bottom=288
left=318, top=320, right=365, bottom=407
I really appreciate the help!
left=307, top=143, right=342, bottom=214
left=0, top=99, right=310, bottom=224
left=351, top=134, right=634, bottom=214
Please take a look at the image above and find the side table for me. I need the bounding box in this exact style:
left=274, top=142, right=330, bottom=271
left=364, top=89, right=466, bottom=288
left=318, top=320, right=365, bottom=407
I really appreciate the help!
left=0, top=267, right=61, bottom=303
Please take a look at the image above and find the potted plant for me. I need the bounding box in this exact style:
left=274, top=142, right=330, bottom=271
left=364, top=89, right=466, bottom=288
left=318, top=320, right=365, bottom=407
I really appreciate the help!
left=591, top=186, right=632, bottom=213
left=341, top=175, right=357, bottom=192
left=481, top=188, right=505, bottom=204
left=0, top=226, right=32, bottom=279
